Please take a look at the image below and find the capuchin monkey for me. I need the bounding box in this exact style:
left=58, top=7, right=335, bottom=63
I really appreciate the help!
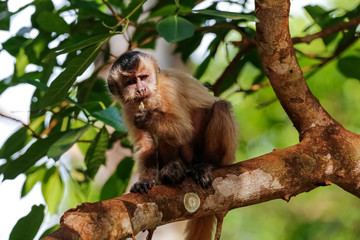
left=107, top=51, right=238, bottom=240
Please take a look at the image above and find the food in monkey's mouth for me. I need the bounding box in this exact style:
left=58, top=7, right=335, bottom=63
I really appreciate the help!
left=139, top=101, right=144, bottom=110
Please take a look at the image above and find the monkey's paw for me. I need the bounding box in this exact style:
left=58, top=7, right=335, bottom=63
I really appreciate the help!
left=160, top=161, right=187, bottom=185
left=188, top=163, right=214, bottom=188
left=133, top=109, right=152, bottom=130
left=130, top=179, right=155, bottom=194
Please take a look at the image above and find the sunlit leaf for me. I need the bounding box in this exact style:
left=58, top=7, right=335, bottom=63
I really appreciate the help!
left=48, top=126, right=89, bottom=160
left=40, top=43, right=105, bottom=108
left=42, top=167, right=64, bottom=214
left=9, top=205, right=45, bottom=240
left=2, top=133, right=66, bottom=180
left=156, top=15, right=195, bottom=43
left=100, top=157, right=134, bottom=200
left=45, top=32, right=117, bottom=60
left=92, top=106, right=127, bottom=132
left=21, top=164, right=47, bottom=197
left=0, top=127, right=28, bottom=160
left=85, top=127, right=109, bottom=179
left=15, top=48, right=29, bottom=77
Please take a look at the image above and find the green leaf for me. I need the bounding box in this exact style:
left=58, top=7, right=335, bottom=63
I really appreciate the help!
left=42, top=167, right=64, bottom=214
left=193, top=9, right=258, bottom=22
left=0, top=2, right=11, bottom=31
left=48, top=126, right=89, bottom=160
left=338, top=56, right=360, bottom=80
left=149, top=4, right=177, bottom=18
left=39, top=224, right=59, bottom=239
left=2, top=133, right=66, bottom=180
left=77, top=77, right=112, bottom=107
left=15, top=48, right=29, bottom=77
left=85, top=127, right=109, bottom=179
left=100, top=157, right=134, bottom=200
left=40, top=43, right=105, bottom=108
left=92, top=106, right=127, bottom=132
left=36, top=11, right=70, bottom=34
left=304, top=5, right=328, bottom=25
left=195, top=54, right=212, bottom=79
left=77, top=126, right=98, bottom=155
left=21, top=165, right=47, bottom=197
left=45, top=32, right=117, bottom=61
left=156, top=15, right=195, bottom=43
left=2, top=36, right=28, bottom=56
left=0, top=127, right=28, bottom=160
left=9, top=205, right=45, bottom=240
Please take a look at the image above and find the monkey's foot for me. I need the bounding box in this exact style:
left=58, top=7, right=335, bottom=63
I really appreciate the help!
left=160, top=161, right=187, bottom=185
left=188, top=163, right=214, bottom=188
left=130, top=179, right=155, bottom=194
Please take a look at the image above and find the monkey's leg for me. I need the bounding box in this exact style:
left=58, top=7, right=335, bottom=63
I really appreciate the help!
left=130, top=134, right=158, bottom=194
left=158, top=141, right=187, bottom=185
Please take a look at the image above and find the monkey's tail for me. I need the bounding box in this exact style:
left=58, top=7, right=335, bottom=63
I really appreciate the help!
left=205, top=100, right=238, bottom=166
left=184, top=215, right=216, bottom=240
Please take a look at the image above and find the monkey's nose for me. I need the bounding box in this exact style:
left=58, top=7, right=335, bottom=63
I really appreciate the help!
left=136, top=87, right=147, bottom=97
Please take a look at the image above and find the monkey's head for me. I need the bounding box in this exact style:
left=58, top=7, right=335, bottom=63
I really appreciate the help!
left=107, top=51, right=159, bottom=104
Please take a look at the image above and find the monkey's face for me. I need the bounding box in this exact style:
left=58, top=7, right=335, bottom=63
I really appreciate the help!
left=108, top=51, right=158, bottom=104
left=120, top=68, right=157, bottom=103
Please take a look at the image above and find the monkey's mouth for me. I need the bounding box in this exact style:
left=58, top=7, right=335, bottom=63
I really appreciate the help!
left=134, top=95, right=149, bottom=103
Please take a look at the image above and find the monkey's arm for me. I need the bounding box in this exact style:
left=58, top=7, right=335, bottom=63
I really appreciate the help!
left=130, top=130, right=158, bottom=193
left=134, top=107, right=193, bottom=147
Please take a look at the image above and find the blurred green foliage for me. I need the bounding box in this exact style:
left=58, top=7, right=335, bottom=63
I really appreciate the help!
left=0, top=0, right=359, bottom=239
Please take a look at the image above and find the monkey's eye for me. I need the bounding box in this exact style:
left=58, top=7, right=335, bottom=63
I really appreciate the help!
left=126, top=78, right=137, bottom=85
left=139, top=75, right=148, bottom=81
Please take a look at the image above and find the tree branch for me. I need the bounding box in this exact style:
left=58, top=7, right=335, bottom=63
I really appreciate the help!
left=292, top=15, right=360, bottom=44
left=0, top=112, right=41, bottom=139
left=211, top=15, right=360, bottom=97
left=255, top=0, right=340, bottom=137
left=42, top=124, right=360, bottom=240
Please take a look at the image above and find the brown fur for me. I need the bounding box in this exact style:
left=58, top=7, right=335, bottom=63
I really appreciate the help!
left=107, top=51, right=238, bottom=240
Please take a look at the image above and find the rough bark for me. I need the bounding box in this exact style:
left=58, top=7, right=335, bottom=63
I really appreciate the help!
left=43, top=0, right=360, bottom=239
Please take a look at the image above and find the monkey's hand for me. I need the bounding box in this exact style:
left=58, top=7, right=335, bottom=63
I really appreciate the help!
left=130, top=179, right=155, bottom=194
left=188, top=163, right=214, bottom=188
left=160, top=161, right=187, bottom=185
left=133, top=109, right=153, bottom=130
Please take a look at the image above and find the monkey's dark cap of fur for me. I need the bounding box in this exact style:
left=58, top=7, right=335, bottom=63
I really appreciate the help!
left=112, top=51, right=145, bottom=72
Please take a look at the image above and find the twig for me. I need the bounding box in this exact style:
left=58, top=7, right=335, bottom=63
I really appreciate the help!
left=236, top=81, right=270, bottom=94
left=292, top=15, right=360, bottom=44
left=211, top=44, right=255, bottom=96
left=0, top=112, right=41, bottom=139
left=305, top=34, right=360, bottom=79
left=210, top=15, right=360, bottom=96
left=102, top=0, right=122, bottom=22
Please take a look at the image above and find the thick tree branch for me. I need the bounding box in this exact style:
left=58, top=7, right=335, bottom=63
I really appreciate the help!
left=255, top=0, right=340, bottom=137
left=43, top=124, right=360, bottom=240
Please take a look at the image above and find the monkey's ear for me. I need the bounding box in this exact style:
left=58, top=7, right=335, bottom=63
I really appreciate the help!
left=107, top=78, right=121, bottom=96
